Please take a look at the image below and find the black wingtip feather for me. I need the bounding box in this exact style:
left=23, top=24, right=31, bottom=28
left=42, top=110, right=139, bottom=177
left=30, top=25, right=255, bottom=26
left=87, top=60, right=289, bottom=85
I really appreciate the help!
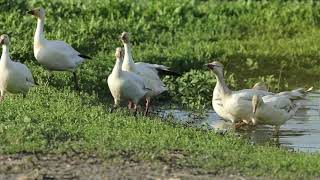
left=156, top=68, right=182, bottom=76
left=78, top=54, right=92, bottom=59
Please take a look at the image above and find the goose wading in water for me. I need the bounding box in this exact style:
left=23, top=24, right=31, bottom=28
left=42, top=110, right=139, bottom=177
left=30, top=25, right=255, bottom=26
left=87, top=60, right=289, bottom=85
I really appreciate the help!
left=205, top=61, right=272, bottom=127
left=252, top=94, right=301, bottom=136
left=27, top=7, right=92, bottom=89
left=107, top=47, right=152, bottom=114
left=0, top=34, right=36, bottom=101
left=120, top=32, right=181, bottom=115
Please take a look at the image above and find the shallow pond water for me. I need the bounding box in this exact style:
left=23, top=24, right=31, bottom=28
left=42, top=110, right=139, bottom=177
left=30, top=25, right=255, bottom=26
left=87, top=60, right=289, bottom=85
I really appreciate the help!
left=156, top=91, right=320, bottom=153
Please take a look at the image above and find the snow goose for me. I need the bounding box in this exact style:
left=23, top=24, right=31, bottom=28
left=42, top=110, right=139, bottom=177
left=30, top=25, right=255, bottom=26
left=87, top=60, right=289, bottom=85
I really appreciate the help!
left=27, top=7, right=92, bottom=89
left=120, top=32, right=180, bottom=115
left=205, top=61, right=272, bottom=126
left=0, top=34, right=36, bottom=101
left=108, top=47, right=151, bottom=114
left=252, top=94, right=300, bottom=135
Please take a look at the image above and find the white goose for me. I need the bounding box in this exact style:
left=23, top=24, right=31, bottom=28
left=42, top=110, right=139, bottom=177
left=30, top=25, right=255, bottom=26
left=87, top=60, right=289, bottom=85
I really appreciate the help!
left=108, top=47, right=151, bottom=113
left=252, top=94, right=300, bottom=135
left=252, top=82, right=312, bottom=99
left=120, top=32, right=180, bottom=115
left=0, top=34, right=36, bottom=100
left=205, top=61, right=272, bottom=125
left=27, top=7, right=92, bottom=89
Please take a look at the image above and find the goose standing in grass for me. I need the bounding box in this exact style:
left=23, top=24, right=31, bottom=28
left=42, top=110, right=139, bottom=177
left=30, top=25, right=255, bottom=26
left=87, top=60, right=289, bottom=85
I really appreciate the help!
left=120, top=32, right=180, bottom=115
left=27, top=7, right=91, bottom=89
left=205, top=61, right=272, bottom=126
left=108, top=47, right=151, bottom=114
left=0, top=34, right=36, bottom=101
left=252, top=94, right=300, bottom=136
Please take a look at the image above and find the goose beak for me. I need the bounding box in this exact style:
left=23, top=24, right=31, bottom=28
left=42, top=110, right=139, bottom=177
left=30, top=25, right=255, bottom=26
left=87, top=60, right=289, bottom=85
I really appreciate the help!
left=27, top=10, right=34, bottom=15
left=0, top=38, right=4, bottom=45
left=205, top=63, right=215, bottom=69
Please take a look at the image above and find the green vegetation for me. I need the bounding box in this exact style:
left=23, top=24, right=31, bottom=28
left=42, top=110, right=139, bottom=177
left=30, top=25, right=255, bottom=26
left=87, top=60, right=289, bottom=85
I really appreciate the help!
left=1, top=0, right=320, bottom=179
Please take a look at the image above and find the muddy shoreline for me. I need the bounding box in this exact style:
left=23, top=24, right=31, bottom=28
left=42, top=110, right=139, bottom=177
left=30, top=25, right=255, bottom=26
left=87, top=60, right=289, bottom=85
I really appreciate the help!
left=0, top=153, right=260, bottom=180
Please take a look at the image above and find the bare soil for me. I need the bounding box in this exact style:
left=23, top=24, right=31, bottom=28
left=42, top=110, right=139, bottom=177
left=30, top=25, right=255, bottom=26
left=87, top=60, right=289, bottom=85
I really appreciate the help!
left=0, top=153, right=262, bottom=180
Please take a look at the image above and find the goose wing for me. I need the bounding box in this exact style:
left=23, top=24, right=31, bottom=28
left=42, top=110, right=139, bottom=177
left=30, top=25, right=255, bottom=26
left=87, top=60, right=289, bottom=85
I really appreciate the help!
left=234, top=89, right=273, bottom=101
left=13, top=61, right=35, bottom=85
left=48, top=40, right=80, bottom=55
left=46, top=40, right=91, bottom=64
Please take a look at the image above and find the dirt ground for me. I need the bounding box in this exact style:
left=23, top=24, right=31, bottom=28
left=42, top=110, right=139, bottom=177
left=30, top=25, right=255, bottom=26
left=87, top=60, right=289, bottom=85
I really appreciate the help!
left=0, top=153, right=261, bottom=180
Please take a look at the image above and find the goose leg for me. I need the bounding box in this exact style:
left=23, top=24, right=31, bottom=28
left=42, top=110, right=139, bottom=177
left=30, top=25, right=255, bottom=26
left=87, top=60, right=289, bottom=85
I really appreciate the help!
left=47, top=71, right=54, bottom=83
left=133, top=104, right=138, bottom=116
left=0, top=91, right=4, bottom=102
left=73, top=71, right=79, bottom=90
left=144, top=97, right=151, bottom=116
left=274, top=126, right=280, bottom=146
left=274, top=125, right=280, bottom=137
left=128, top=101, right=133, bottom=110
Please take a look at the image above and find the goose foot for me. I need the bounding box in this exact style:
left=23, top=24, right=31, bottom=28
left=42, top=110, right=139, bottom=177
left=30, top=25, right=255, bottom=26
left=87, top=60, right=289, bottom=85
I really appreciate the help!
left=109, top=105, right=117, bottom=113
left=235, top=121, right=247, bottom=129
left=0, top=96, right=4, bottom=102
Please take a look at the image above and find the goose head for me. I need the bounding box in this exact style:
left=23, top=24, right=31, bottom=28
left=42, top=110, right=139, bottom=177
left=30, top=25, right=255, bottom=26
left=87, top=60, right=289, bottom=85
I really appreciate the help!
left=0, top=34, right=10, bottom=46
left=205, top=61, right=224, bottom=77
left=252, top=82, right=268, bottom=91
left=27, top=7, right=45, bottom=19
left=115, top=47, right=124, bottom=60
left=252, top=95, right=263, bottom=115
left=120, top=32, right=130, bottom=44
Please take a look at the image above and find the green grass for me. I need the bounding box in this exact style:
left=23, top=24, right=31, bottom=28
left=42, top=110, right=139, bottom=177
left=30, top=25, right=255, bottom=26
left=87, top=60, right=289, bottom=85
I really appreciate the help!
left=1, top=0, right=320, bottom=179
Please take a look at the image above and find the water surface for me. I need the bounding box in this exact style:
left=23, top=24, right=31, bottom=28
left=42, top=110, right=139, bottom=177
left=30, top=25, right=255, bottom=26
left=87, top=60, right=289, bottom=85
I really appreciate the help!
left=157, top=91, right=320, bottom=153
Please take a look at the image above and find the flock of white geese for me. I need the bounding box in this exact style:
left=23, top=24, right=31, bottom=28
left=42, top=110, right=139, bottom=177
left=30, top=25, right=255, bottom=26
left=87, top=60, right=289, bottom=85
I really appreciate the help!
left=0, top=7, right=313, bottom=135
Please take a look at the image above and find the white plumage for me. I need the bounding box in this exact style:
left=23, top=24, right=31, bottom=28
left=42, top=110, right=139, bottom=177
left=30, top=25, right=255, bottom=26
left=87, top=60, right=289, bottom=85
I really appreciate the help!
left=120, top=32, right=170, bottom=96
left=251, top=94, right=300, bottom=135
left=28, top=7, right=91, bottom=88
left=206, top=61, right=272, bottom=125
left=0, top=34, right=36, bottom=100
left=120, top=32, right=180, bottom=115
left=108, top=48, right=151, bottom=113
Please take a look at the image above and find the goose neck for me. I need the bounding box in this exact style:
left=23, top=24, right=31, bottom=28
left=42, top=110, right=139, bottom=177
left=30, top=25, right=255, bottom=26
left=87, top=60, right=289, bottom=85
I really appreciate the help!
left=1, top=45, right=10, bottom=63
left=214, top=73, right=231, bottom=96
left=112, top=58, right=123, bottom=76
left=34, top=18, right=46, bottom=44
left=123, top=43, right=136, bottom=70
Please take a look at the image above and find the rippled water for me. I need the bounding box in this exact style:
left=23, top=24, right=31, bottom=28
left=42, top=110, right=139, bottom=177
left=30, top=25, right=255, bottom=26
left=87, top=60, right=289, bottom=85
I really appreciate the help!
left=157, top=91, right=320, bottom=153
